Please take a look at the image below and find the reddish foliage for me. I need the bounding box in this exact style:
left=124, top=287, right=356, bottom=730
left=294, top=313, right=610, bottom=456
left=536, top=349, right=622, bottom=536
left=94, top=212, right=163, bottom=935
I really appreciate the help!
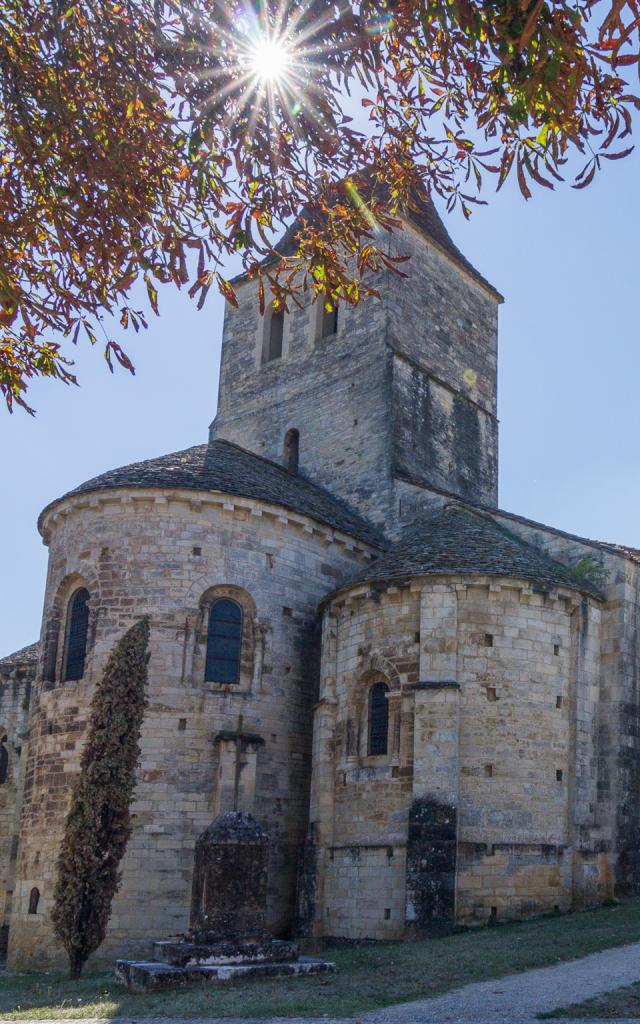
left=0, top=0, right=637, bottom=410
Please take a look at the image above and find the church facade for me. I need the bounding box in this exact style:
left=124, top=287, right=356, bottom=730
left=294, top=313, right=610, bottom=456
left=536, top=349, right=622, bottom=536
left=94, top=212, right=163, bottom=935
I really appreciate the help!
left=2, top=198, right=640, bottom=970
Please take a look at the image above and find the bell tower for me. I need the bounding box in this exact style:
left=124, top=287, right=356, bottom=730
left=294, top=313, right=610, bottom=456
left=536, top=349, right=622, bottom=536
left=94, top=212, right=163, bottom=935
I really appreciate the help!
left=210, top=197, right=502, bottom=533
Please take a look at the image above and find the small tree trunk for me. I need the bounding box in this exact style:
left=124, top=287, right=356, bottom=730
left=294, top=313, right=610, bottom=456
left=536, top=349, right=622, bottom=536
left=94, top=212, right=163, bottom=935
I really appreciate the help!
left=69, top=951, right=83, bottom=980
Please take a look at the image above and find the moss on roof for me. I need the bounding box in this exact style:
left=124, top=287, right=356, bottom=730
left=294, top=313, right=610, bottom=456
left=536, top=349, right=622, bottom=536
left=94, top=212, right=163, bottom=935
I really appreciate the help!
left=343, top=502, right=603, bottom=599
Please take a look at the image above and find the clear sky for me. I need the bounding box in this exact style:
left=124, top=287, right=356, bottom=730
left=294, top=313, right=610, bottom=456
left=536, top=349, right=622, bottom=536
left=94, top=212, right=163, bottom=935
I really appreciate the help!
left=1, top=152, right=638, bottom=658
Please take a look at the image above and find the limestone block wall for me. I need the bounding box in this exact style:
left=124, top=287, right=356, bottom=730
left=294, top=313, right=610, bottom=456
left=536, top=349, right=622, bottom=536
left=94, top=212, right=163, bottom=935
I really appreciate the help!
left=491, top=511, right=640, bottom=897
left=0, top=659, right=34, bottom=959
left=306, top=573, right=604, bottom=940
left=8, top=487, right=377, bottom=970
left=387, top=223, right=499, bottom=507
left=211, top=275, right=396, bottom=530
left=212, top=224, right=500, bottom=532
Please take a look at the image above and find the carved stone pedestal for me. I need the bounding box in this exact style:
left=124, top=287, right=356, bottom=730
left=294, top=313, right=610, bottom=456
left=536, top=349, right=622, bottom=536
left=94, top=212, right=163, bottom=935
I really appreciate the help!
left=116, top=812, right=335, bottom=991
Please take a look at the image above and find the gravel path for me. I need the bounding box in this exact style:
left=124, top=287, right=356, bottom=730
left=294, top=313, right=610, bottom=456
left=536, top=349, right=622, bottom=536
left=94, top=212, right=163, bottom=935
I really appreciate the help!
left=362, top=940, right=640, bottom=1022
left=5, top=940, right=640, bottom=1024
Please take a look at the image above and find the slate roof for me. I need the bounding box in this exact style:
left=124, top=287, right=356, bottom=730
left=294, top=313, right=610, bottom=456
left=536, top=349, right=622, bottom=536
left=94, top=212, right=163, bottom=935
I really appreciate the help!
left=0, top=642, right=39, bottom=673
left=237, top=183, right=502, bottom=301
left=38, top=440, right=386, bottom=549
left=343, top=502, right=603, bottom=599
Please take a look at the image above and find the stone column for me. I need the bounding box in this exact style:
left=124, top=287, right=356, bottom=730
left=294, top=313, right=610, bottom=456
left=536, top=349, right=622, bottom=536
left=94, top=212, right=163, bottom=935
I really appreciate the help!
left=405, top=583, right=461, bottom=933
left=297, top=611, right=338, bottom=937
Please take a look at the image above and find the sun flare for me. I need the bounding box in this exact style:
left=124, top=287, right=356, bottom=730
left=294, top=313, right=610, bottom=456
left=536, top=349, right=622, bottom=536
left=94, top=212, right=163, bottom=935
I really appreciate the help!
left=249, top=36, right=292, bottom=84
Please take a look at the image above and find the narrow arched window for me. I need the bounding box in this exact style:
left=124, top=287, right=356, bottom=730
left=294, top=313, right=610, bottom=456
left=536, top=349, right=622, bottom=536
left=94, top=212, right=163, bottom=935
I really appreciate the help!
left=0, top=736, right=8, bottom=785
left=62, top=588, right=90, bottom=682
left=265, top=309, right=284, bottom=362
left=368, top=682, right=389, bottom=756
left=205, top=599, right=242, bottom=683
left=28, top=887, right=40, bottom=915
left=284, top=428, right=299, bottom=475
left=320, top=300, right=338, bottom=339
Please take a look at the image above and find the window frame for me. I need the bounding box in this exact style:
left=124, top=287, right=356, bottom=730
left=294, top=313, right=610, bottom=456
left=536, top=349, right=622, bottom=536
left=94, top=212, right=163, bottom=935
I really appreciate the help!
left=62, top=587, right=90, bottom=683
left=367, top=681, right=390, bottom=757
left=263, top=306, right=284, bottom=364
left=315, top=297, right=338, bottom=342
left=205, top=598, right=243, bottom=685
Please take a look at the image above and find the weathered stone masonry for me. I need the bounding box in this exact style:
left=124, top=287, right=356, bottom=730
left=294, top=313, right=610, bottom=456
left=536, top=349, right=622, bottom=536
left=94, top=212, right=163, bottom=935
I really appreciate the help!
left=7, top=477, right=378, bottom=969
left=3, top=193, right=640, bottom=967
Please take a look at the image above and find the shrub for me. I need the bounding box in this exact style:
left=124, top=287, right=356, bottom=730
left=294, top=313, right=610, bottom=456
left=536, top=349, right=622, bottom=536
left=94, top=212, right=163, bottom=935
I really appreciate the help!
left=51, top=617, right=150, bottom=978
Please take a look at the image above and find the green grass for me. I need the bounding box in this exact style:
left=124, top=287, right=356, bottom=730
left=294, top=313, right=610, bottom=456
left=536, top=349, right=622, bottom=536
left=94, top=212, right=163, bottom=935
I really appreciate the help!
left=2, top=900, right=640, bottom=1020
left=542, top=980, right=640, bottom=1019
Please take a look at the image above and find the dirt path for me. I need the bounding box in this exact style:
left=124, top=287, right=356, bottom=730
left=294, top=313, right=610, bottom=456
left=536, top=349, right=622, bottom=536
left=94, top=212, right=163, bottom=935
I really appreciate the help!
left=362, top=939, right=640, bottom=1021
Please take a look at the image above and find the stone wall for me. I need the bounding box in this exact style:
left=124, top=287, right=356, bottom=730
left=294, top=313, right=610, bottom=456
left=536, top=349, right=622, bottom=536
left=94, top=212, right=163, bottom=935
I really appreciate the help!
left=211, top=272, right=396, bottom=530
left=305, top=572, right=606, bottom=940
left=8, top=487, right=376, bottom=970
left=387, top=224, right=499, bottom=507
left=211, top=222, right=500, bottom=533
left=0, top=654, right=34, bottom=960
left=489, top=509, right=640, bottom=899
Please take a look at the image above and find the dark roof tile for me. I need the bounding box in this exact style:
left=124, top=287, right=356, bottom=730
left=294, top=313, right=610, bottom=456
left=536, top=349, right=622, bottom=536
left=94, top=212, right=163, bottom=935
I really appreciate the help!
left=39, top=440, right=386, bottom=549
left=0, top=642, right=39, bottom=673
left=343, top=502, right=603, bottom=599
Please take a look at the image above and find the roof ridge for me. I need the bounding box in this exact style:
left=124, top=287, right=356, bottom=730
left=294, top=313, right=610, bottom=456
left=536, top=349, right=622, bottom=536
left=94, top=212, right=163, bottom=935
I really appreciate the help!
left=395, top=472, right=640, bottom=567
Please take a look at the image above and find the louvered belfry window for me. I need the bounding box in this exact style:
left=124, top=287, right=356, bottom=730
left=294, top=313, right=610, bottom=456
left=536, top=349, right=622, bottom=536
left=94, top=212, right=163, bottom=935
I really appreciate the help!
left=205, top=599, right=242, bottom=683
left=368, top=682, right=389, bottom=756
left=62, top=588, right=90, bottom=681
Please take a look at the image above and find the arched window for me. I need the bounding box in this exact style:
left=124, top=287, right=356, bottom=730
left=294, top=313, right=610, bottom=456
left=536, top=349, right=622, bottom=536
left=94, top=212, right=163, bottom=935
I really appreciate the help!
left=368, top=682, right=389, bottom=756
left=265, top=308, right=284, bottom=362
left=320, top=300, right=338, bottom=339
left=28, top=887, right=40, bottom=915
left=62, top=587, right=90, bottom=682
left=0, top=736, right=8, bottom=785
left=284, top=428, right=299, bottom=475
left=205, top=599, right=243, bottom=683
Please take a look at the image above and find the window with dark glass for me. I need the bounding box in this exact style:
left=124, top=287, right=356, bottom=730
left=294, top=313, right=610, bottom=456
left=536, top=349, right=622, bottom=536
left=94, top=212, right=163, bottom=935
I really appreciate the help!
left=0, top=736, right=8, bottom=785
left=368, top=682, right=389, bottom=756
left=320, top=301, right=338, bottom=339
left=205, top=599, right=243, bottom=683
left=266, top=309, right=284, bottom=362
left=62, top=587, right=90, bottom=682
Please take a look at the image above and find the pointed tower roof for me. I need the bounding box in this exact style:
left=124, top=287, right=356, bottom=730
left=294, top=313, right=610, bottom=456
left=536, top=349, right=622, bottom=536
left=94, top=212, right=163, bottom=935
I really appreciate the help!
left=240, top=182, right=502, bottom=301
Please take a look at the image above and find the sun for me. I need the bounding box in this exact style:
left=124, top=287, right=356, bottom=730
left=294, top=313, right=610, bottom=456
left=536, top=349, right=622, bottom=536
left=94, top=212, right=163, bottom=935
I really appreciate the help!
left=249, top=36, right=292, bottom=84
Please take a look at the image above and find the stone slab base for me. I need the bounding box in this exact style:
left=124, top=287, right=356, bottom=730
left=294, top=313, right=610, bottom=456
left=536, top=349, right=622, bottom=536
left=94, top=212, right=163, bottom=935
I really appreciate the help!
left=116, top=956, right=336, bottom=992
left=153, top=938, right=299, bottom=967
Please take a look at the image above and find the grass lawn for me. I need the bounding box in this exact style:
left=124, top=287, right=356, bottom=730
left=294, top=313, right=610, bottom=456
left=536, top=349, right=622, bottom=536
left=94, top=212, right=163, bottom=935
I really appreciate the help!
left=2, top=900, right=640, bottom=1020
left=543, top=981, right=640, bottom=1019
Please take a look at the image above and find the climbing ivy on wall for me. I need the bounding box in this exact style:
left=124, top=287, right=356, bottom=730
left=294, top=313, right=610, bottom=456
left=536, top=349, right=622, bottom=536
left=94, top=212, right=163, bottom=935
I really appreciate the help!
left=51, top=616, right=150, bottom=979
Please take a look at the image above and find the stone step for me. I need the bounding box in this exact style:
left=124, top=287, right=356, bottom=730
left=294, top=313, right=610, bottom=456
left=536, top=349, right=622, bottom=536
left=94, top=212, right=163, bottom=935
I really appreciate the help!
left=152, top=938, right=299, bottom=967
left=115, top=956, right=336, bottom=992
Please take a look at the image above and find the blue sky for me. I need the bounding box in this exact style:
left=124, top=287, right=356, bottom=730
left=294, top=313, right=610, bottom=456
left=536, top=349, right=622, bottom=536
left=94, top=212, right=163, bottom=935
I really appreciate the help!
left=1, top=153, right=638, bottom=658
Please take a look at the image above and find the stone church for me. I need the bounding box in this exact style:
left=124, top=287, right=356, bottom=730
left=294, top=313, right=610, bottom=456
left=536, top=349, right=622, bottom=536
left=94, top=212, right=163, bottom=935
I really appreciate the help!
left=2, top=194, right=640, bottom=972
